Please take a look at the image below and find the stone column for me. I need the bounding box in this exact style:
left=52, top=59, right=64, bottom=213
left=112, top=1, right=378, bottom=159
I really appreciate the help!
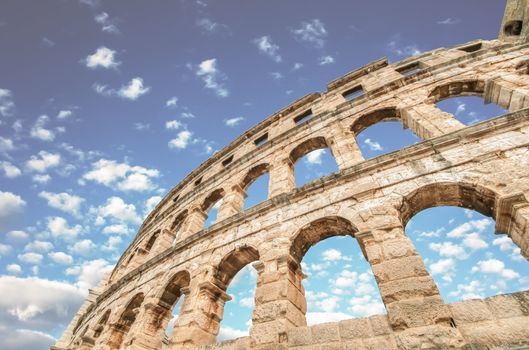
left=250, top=254, right=307, bottom=348
left=217, top=184, right=246, bottom=222
left=400, top=104, right=465, bottom=139
left=168, top=283, right=231, bottom=349
left=328, top=124, right=364, bottom=169
left=485, top=75, right=529, bottom=112
left=268, top=159, right=295, bottom=198
left=152, top=228, right=176, bottom=252
left=179, top=206, right=208, bottom=239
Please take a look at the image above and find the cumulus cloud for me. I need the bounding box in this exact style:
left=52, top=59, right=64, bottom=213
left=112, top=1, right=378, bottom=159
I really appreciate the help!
left=0, top=161, right=21, bottom=178
left=224, top=117, right=244, bottom=127
left=6, top=264, right=22, bottom=275
left=47, top=217, right=82, bottom=242
left=48, top=252, right=73, bottom=265
left=102, top=224, right=131, bottom=235
left=196, top=18, right=227, bottom=34
left=85, top=47, right=120, bottom=69
left=18, top=252, right=44, bottom=265
left=93, top=196, right=142, bottom=225
left=65, top=259, right=114, bottom=292
left=7, top=230, right=29, bottom=242
left=322, top=248, right=351, bottom=262
left=94, top=12, right=119, bottom=34
left=30, top=115, right=57, bottom=142
left=471, top=259, right=520, bottom=280
left=319, top=55, right=334, bottom=65
left=56, top=110, right=73, bottom=120
left=32, top=174, right=51, bottom=184
left=447, top=218, right=491, bottom=238
left=195, top=58, right=229, bottom=97
left=364, top=138, right=383, bottom=151
left=387, top=36, right=421, bottom=57
left=429, top=258, right=455, bottom=275
left=69, top=239, right=96, bottom=257
left=0, top=136, right=15, bottom=153
left=292, top=19, right=327, bottom=48
left=304, top=149, right=326, bottom=165
left=349, top=295, right=385, bottom=317
left=82, top=159, right=159, bottom=192
left=38, top=191, right=84, bottom=217
left=102, top=235, right=123, bottom=252
left=165, top=96, right=178, bottom=107
left=165, top=120, right=182, bottom=130
left=429, top=241, right=467, bottom=259
left=118, top=77, right=150, bottom=100
left=0, top=191, right=26, bottom=219
left=145, top=195, right=162, bottom=215
left=24, top=241, right=53, bottom=253
left=217, top=325, right=247, bottom=341
left=462, top=232, right=488, bottom=250
left=253, top=36, right=281, bottom=62
left=0, top=88, right=15, bottom=117
left=25, top=151, right=61, bottom=173
left=169, top=130, right=193, bottom=150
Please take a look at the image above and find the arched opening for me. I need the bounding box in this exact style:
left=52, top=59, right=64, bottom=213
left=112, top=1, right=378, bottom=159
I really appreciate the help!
left=352, top=108, right=419, bottom=159
left=242, top=164, right=269, bottom=210
left=214, top=246, right=260, bottom=341
left=93, top=309, right=111, bottom=339
left=290, top=137, right=339, bottom=187
left=170, top=210, right=188, bottom=245
left=143, top=271, right=190, bottom=348
left=144, top=230, right=160, bottom=252
left=202, top=189, right=225, bottom=229
left=290, top=217, right=386, bottom=326
left=432, top=80, right=508, bottom=125
left=108, top=293, right=144, bottom=349
left=400, top=183, right=528, bottom=303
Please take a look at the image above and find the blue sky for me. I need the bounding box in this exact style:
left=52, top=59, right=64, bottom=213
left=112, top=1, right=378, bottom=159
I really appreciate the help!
left=0, top=0, right=527, bottom=349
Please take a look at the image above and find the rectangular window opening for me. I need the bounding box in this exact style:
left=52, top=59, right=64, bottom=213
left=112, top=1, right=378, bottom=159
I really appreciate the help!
left=396, top=62, right=422, bottom=77
left=458, top=43, right=483, bottom=53
left=342, top=85, right=364, bottom=101
left=293, top=109, right=313, bottom=125
left=222, top=155, right=234, bottom=167
left=254, top=133, right=268, bottom=147
left=194, top=177, right=202, bottom=186
left=172, top=195, right=180, bottom=203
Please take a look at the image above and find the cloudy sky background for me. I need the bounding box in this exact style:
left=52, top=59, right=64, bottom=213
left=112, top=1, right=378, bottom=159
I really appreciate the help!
left=0, top=0, right=527, bottom=349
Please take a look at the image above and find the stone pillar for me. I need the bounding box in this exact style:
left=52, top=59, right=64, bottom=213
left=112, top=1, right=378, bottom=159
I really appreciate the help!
left=250, top=255, right=307, bottom=348
left=498, top=0, right=529, bottom=42
left=153, top=228, right=176, bottom=252
left=179, top=206, right=208, bottom=238
left=268, top=159, right=295, bottom=198
left=485, top=75, right=529, bottom=112
left=168, top=283, right=231, bottom=349
left=217, top=184, right=246, bottom=222
left=328, top=124, right=364, bottom=169
left=400, top=104, right=465, bottom=139
left=126, top=298, right=175, bottom=350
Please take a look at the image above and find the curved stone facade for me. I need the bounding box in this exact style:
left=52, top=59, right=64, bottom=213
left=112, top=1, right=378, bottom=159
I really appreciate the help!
left=54, top=2, right=529, bottom=349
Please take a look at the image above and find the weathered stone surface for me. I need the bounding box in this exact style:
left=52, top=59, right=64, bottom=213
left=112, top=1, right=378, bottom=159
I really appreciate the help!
left=54, top=3, right=529, bottom=349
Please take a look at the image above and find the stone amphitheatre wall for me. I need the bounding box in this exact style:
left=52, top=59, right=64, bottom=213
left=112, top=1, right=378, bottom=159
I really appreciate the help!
left=54, top=1, right=529, bottom=349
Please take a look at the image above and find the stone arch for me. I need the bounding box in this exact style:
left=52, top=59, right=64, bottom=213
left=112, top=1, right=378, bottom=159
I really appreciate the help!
left=241, top=163, right=269, bottom=190
left=214, top=244, right=260, bottom=290
left=289, top=136, right=332, bottom=165
left=428, top=79, right=487, bottom=103
left=201, top=188, right=225, bottom=212
left=170, top=210, right=188, bottom=233
left=107, top=292, right=145, bottom=349
left=350, top=107, right=401, bottom=135
left=144, top=230, right=160, bottom=252
left=93, top=309, right=111, bottom=339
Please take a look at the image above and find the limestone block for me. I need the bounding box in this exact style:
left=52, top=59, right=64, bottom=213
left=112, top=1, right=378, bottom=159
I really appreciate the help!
left=381, top=238, right=417, bottom=261
left=287, top=326, right=312, bottom=347
left=394, top=325, right=465, bottom=350
left=379, top=276, right=440, bottom=303
left=368, top=315, right=392, bottom=336
left=371, top=256, right=429, bottom=284
left=386, top=296, right=451, bottom=330
left=343, top=339, right=366, bottom=350
left=449, top=299, right=494, bottom=324
left=362, top=335, right=398, bottom=350
left=311, top=323, right=341, bottom=344
left=486, top=293, right=525, bottom=319
left=338, top=318, right=373, bottom=340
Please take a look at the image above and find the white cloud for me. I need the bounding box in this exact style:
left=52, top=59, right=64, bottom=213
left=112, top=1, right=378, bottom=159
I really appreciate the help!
left=239, top=297, right=254, bottom=308
left=429, top=241, right=467, bottom=259
left=38, top=191, right=84, bottom=217
left=24, top=241, right=53, bottom=252
left=118, top=77, right=150, bottom=100
left=224, top=117, right=244, bottom=127
left=32, top=174, right=51, bottom=184
left=419, top=227, right=445, bottom=238
left=195, top=58, right=229, bottom=97
left=269, top=72, right=283, bottom=80
left=319, top=55, right=334, bottom=65
left=217, top=325, right=247, bottom=341
left=293, top=63, right=303, bottom=70
left=455, top=102, right=466, bottom=116
left=102, top=224, right=131, bottom=235
left=253, top=36, right=281, bottom=62
left=6, top=264, right=22, bottom=274
left=94, top=12, right=119, bottom=34
left=0, top=243, right=12, bottom=256
left=18, top=252, right=44, bottom=265
left=196, top=18, right=225, bottom=33
left=48, top=252, right=73, bottom=265
left=30, top=115, right=56, bottom=142
left=0, top=136, right=15, bottom=153
left=292, top=19, right=327, bottom=48
left=165, top=120, right=182, bottom=130
left=306, top=311, right=351, bottom=326
left=448, top=280, right=484, bottom=300
left=0, top=88, right=15, bottom=117
left=69, top=239, right=96, bottom=257
left=25, top=151, right=61, bottom=173
left=7, top=230, right=29, bottom=241
left=334, top=270, right=357, bottom=288
left=169, top=130, right=193, bottom=150
left=304, top=149, right=326, bottom=165
left=181, top=112, right=195, bottom=119
left=492, top=236, right=515, bottom=252
left=437, top=18, right=459, bottom=25
left=387, top=36, right=421, bottom=57
left=463, top=232, right=488, bottom=250
left=102, top=235, right=122, bottom=252
left=47, top=217, right=82, bottom=242
left=0, top=191, right=26, bottom=219
left=165, top=96, right=178, bottom=107
left=472, top=259, right=520, bottom=280
left=56, top=110, right=73, bottom=119
left=82, top=159, right=159, bottom=192
left=145, top=195, right=162, bottom=215
left=0, top=161, right=21, bottom=178
left=322, top=248, right=350, bottom=262
left=134, top=122, right=150, bottom=131
left=447, top=219, right=491, bottom=238
left=94, top=196, right=142, bottom=225
left=85, top=47, right=120, bottom=69
left=429, top=258, right=455, bottom=275
left=364, top=138, right=383, bottom=151
left=66, top=259, right=114, bottom=291
left=349, top=295, right=385, bottom=317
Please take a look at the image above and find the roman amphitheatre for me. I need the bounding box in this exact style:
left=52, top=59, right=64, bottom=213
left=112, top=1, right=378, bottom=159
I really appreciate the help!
left=54, top=1, right=529, bottom=349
